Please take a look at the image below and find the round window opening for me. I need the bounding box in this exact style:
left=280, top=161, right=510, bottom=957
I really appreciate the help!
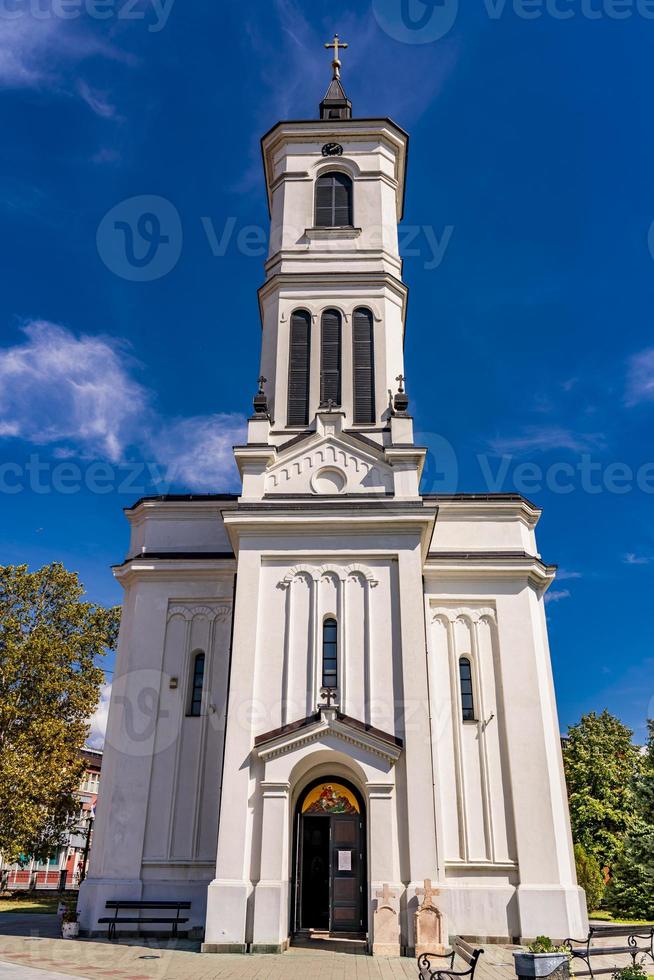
left=311, top=467, right=347, bottom=495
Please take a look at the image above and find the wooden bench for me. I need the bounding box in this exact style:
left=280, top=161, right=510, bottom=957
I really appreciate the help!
left=418, top=937, right=484, bottom=979
left=98, top=900, right=191, bottom=941
left=564, top=924, right=654, bottom=978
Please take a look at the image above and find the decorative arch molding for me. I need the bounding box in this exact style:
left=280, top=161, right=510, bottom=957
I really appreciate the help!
left=279, top=562, right=379, bottom=589
left=280, top=301, right=383, bottom=325
left=313, top=157, right=362, bottom=180
left=167, top=603, right=232, bottom=623
left=431, top=605, right=497, bottom=627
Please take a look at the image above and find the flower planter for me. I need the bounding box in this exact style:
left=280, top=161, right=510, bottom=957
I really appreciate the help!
left=62, top=921, right=79, bottom=939
left=513, top=952, right=570, bottom=980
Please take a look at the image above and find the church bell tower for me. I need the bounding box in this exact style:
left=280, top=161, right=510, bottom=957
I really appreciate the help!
left=236, top=36, right=425, bottom=502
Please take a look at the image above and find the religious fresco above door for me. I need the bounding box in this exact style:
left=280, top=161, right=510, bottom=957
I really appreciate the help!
left=301, top=783, right=360, bottom=815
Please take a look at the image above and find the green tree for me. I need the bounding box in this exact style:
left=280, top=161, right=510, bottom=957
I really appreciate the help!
left=563, top=711, right=641, bottom=870
left=574, top=843, right=605, bottom=912
left=607, top=721, right=654, bottom=920
left=0, top=563, right=119, bottom=865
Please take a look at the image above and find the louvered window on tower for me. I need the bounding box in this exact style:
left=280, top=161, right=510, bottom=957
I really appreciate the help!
left=352, top=308, right=375, bottom=424
left=320, top=309, right=342, bottom=407
left=287, top=310, right=312, bottom=427
left=315, top=172, right=353, bottom=227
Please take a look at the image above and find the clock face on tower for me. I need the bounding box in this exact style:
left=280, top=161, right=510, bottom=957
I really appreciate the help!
left=322, top=142, right=344, bottom=157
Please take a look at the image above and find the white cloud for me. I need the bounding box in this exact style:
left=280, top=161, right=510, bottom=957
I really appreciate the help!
left=152, top=414, right=246, bottom=492
left=557, top=569, right=582, bottom=580
left=0, top=12, right=124, bottom=90
left=87, top=682, right=111, bottom=749
left=0, top=320, right=246, bottom=489
left=623, top=553, right=652, bottom=566
left=625, top=348, right=654, bottom=407
left=0, top=320, right=149, bottom=461
left=77, top=79, right=118, bottom=119
left=488, top=426, right=606, bottom=456
left=545, top=589, right=571, bottom=605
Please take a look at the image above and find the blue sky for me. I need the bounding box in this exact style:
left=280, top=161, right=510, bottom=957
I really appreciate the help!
left=0, top=0, right=653, bottom=742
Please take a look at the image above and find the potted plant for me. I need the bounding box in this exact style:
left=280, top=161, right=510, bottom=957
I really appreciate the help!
left=514, top=936, right=572, bottom=979
left=61, top=904, right=79, bottom=939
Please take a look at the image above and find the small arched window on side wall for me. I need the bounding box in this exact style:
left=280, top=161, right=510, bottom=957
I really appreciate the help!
left=352, top=307, right=376, bottom=424
left=287, top=309, right=312, bottom=427
left=322, top=618, right=338, bottom=691
left=320, top=309, right=342, bottom=407
left=459, top=657, right=475, bottom=722
left=315, top=172, right=353, bottom=228
left=189, top=651, right=205, bottom=717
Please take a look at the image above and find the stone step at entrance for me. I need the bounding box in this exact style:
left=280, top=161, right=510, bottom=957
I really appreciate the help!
left=290, top=930, right=369, bottom=955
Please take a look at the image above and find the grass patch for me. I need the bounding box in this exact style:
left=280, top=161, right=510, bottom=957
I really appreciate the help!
left=0, top=894, right=60, bottom=914
left=590, top=910, right=654, bottom=925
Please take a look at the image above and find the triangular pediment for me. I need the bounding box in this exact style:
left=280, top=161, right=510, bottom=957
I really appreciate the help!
left=254, top=709, right=403, bottom=766
left=266, top=420, right=393, bottom=496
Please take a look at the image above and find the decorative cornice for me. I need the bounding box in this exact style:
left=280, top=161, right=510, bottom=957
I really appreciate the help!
left=424, top=552, right=556, bottom=590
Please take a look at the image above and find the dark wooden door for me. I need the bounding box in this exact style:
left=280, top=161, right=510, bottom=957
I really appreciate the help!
left=330, top=814, right=363, bottom=933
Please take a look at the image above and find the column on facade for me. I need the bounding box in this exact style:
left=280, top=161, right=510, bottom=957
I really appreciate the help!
left=251, top=781, right=292, bottom=952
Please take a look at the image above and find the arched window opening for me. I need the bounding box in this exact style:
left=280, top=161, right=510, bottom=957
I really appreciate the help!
left=320, top=309, right=342, bottom=407
left=352, top=307, right=376, bottom=424
left=315, top=172, right=353, bottom=228
left=322, top=618, right=338, bottom=691
left=287, top=309, right=312, bottom=427
left=189, top=652, right=205, bottom=717
left=459, top=657, right=475, bottom=722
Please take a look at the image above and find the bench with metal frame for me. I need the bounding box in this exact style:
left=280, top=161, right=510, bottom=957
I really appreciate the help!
left=418, top=937, right=484, bottom=980
left=564, top=924, right=654, bottom=978
left=98, top=900, right=191, bottom=941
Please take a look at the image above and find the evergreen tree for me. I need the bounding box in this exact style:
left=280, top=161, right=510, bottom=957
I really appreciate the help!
left=574, top=843, right=605, bottom=912
left=563, top=711, right=641, bottom=870
left=607, top=721, right=654, bottom=920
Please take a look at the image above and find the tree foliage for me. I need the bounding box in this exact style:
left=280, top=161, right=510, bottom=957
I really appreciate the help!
left=607, top=721, right=654, bottom=920
left=574, top=843, right=605, bottom=912
left=562, top=711, right=642, bottom=870
left=0, top=563, right=119, bottom=865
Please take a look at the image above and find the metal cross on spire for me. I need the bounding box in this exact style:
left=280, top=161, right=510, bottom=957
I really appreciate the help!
left=325, top=33, right=349, bottom=80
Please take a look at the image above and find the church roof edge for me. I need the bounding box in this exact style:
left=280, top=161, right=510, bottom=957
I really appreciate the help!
left=125, top=493, right=239, bottom=513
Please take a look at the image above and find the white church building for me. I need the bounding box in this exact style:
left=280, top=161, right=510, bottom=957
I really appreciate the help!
left=80, top=42, right=588, bottom=955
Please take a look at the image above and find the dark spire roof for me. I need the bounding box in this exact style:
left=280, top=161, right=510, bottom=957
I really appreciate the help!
left=320, top=34, right=352, bottom=121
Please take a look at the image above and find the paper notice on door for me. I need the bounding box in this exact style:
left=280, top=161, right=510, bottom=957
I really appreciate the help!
left=338, top=850, right=352, bottom=871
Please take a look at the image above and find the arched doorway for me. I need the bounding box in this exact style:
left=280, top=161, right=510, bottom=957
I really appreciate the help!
left=293, top=777, right=367, bottom=936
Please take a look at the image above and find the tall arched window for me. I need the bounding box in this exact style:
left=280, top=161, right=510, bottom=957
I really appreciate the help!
left=320, top=309, right=342, bottom=407
left=315, top=172, right=353, bottom=228
left=459, top=658, right=475, bottom=722
left=287, top=309, right=311, bottom=427
left=189, top=652, right=205, bottom=717
left=352, top=307, right=376, bottom=424
left=322, top=618, right=338, bottom=690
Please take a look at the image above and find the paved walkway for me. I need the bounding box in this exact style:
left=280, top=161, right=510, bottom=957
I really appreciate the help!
left=4, top=916, right=650, bottom=980
left=0, top=916, right=518, bottom=980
